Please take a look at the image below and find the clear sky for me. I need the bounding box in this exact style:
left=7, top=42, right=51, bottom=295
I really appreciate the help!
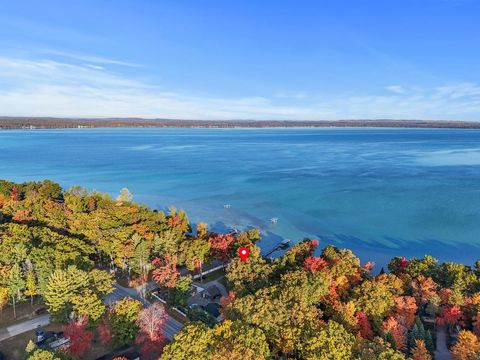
left=0, top=0, right=479, bottom=120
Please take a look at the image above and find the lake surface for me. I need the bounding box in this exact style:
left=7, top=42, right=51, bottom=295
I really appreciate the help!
left=1, top=127, right=480, bottom=267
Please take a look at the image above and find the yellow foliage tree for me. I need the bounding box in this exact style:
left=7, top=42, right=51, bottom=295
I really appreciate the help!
left=451, top=330, right=480, bottom=360
left=411, top=339, right=431, bottom=360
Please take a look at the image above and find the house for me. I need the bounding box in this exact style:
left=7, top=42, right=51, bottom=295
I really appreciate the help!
left=204, top=285, right=221, bottom=300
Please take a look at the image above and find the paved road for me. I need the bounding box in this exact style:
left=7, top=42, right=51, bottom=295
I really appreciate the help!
left=0, top=283, right=184, bottom=343
left=435, top=325, right=452, bottom=360
left=0, top=314, right=50, bottom=341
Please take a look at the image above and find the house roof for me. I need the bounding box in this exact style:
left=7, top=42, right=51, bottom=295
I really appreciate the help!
left=206, top=285, right=221, bottom=297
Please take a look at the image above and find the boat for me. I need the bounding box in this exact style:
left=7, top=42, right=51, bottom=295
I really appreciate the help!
left=279, top=239, right=291, bottom=249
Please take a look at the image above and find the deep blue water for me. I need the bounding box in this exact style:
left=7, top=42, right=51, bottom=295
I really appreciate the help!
left=1, top=127, right=480, bottom=267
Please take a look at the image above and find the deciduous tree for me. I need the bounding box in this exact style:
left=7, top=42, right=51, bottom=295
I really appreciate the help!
left=451, top=330, right=480, bottom=360
left=64, top=315, right=94, bottom=357
left=135, top=303, right=167, bottom=359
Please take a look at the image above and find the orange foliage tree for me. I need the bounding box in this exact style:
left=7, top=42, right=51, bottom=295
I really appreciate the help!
left=451, top=330, right=480, bottom=360
left=394, top=296, right=417, bottom=328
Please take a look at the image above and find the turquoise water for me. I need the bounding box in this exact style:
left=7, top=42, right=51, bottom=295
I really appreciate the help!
left=1, top=127, right=480, bottom=267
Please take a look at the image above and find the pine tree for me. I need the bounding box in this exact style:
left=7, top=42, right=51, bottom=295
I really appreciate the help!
left=409, top=324, right=420, bottom=351
left=424, top=330, right=434, bottom=354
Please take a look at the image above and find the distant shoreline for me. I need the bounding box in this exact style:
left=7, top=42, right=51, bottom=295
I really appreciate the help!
left=1, top=117, right=480, bottom=129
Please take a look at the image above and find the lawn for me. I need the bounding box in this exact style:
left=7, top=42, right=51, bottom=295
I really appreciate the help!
left=0, top=297, right=47, bottom=329
left=0, top=322, right=113, bottom=360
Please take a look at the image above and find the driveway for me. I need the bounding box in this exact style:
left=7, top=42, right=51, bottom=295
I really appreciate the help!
left=0, top=314, right=50, bottom=341
left=435, top=325, right=452, bottom=360
left=0, top=282, right=184, bottom=343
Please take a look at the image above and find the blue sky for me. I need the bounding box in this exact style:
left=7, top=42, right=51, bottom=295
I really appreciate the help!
left=0, top=0, right=479, bottom=120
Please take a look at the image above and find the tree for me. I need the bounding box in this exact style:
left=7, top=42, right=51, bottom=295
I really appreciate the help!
left=88, top=269, right=114, bottom=295
left=44, top=267, right=88, bottom=320
left=394, top=296, right=417, bottom=328
left=0, top=286, right=9, bottom=315
left=356, top=311, right=374, bottom=340
left=411, top=339, right=432, bottom=360
left=110, top=298, right=142, bottom=347
left=211, top=320, right=270, bottom=360
left=98, top=316, right=113, bottom=344
left=25, top=270, right=38, bottom=306
left=152, top=255, right=179, bottom=288
left=44, top=266, right=110, bottom=321
left=354, top=337, right=407, bottom=360
left=301, top=321, right=355, bottom=360
left=178, top=238, right=210, bottom=273
left=451, top=330, right=480, bottom=360
left=26, top=349, right=61, bottom=360
left=8, top=263, right=25, bottom=318
left=304, top=256, right=327, bottom=273
left=71, top=289, right=106, bottom=321
left=226, top=245, right=272, bottom=294
left=135, top=303, right=167, bottom=359
left=64, top=315, right=94, bottom=357
left=382, top=316, right=406, bottom=351
left=437, top=305, right=463, bottom=326
left=161, top=323, right=213, bottom=360
left=411, top=276, right=437, bottom=305
left=117, top=188, right=133, bottom=202
left=25, top=339, right=36, bottom=353
left=208, top=234, right=235, bottom=261
left=353, top=278, right=395, bottom=321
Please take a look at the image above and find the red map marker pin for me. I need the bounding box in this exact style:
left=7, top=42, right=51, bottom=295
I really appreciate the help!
left=238, top=246, right=250, bottom=262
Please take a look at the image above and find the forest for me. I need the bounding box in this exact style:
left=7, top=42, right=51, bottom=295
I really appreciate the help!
left=1, top=179, right=480, bottom=359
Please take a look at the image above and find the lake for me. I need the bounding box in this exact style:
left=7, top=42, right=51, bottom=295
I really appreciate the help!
left=1, top=127, right=480, bottom=268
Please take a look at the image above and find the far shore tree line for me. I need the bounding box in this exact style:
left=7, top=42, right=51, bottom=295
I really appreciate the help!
left=1, top=179, right=480, bottom=359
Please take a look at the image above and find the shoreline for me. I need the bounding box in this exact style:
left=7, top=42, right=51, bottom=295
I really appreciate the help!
left=2, top=117, right=480, bottom=130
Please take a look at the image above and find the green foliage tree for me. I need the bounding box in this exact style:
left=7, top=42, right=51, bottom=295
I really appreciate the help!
left=8, top=263, right=25, bottom=318
left=110, top=298, right=142, bottom=347
left=24, top=270, right=37, bottom=306
left=301, top=321, right=355, bottom=360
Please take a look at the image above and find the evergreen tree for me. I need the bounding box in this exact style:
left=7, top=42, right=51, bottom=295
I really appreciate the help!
left=424, top=330, right=434, bottom=354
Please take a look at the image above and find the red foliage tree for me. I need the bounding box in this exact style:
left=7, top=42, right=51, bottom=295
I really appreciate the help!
left=439, top=288, right=453, bottom=305
left=98, top=316, right=112, bottom=344
left=437, top=305, right=463, bottom=326
left=208, top=234, right=236, bottom=261
left=219, top=291, right=236, bottom=318
left=398, top=257, right=409, bottom=271
left=383, top=316, right=407, bottom=351
left=11, top=186, right=19, bottom=201
left=394, top=296, right=418, bottom=328
left=303, top=256, right=327, bottom=273
left=135, top=303, right=167, bottom=359
left=363, top=261, right=375, bottom=273
left=356, top=311, right=374, bottom=340
left=64, top=316, right=94, bottom=357
left=152, top=255, right=179, bottom=288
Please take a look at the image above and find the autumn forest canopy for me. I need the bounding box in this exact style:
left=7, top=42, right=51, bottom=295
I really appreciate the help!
left=2, top=179, right=480, bottom=359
